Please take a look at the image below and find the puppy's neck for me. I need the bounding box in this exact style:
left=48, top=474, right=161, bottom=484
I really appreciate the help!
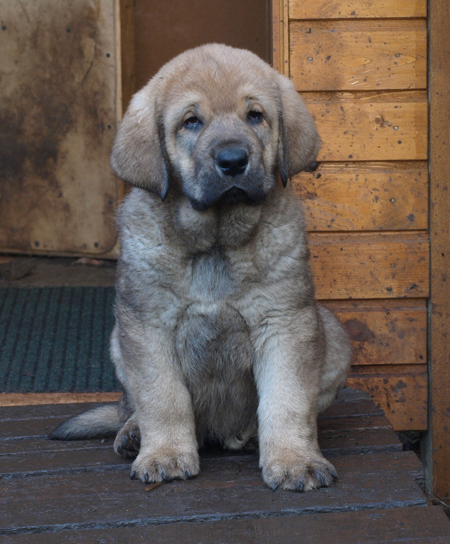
left=171, top=196, right=263, bottom=252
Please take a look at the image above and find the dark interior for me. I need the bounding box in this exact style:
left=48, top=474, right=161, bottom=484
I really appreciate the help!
left=134, top=0, right=271, bottom=90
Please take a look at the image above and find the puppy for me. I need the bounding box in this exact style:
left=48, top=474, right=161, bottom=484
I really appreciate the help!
left=50, top=44, right=351, bottom=491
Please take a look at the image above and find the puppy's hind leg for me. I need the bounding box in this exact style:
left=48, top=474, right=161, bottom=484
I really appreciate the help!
left=317, top=306, right=352, bottom=414
left=114, top=414, right=141, bottom=459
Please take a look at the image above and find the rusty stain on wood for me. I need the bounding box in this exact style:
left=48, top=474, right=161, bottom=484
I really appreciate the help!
left=346, top=374, right=428, bottom=430
left=324, top=299, right=427, bottom=367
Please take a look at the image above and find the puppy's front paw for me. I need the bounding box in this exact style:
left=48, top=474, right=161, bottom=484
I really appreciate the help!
left=130, top=448, right=200, bottom=483
left=261, top=452, right=338, bottom=492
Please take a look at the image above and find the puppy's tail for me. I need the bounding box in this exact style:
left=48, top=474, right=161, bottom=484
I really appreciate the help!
left=48, top=404, right=122, bottom=441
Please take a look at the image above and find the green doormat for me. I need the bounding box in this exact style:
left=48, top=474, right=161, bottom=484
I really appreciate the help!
left=0, top=287, right=120, bottom=393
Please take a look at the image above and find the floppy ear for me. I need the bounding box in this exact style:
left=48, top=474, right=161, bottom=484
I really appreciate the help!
left=277, top=74, right=321, bottom=186
left=110, top=84, right=169, bottom=200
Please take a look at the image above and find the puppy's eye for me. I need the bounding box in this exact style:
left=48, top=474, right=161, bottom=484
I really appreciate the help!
left=183, top=116, right=202, bottom=130
left=247, top=110, right=264, bottom=125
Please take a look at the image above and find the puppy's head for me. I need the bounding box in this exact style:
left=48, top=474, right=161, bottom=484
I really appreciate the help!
left=111, top=44, right=320, bottom=211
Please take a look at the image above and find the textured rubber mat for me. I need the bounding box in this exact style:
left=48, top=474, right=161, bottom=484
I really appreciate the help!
left=0, top=287, right=120, bottom=393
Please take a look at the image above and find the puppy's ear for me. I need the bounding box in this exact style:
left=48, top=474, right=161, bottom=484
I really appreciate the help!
left=277, top=74, right=321, bottom=185
left=110, top=86, right=169, bottom=200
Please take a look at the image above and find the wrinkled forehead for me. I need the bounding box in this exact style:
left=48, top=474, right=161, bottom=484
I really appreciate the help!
left=159, top=57, right=280, bottom=123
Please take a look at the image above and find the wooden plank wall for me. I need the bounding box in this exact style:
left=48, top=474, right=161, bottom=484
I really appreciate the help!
left=273, top=0, right=428, bottom=430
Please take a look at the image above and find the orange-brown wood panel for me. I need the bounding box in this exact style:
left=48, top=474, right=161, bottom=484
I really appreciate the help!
left=346, top=373, right=428, bottom=430
left=290, top=20, right=427, bottom=91
left=310, top=232, right=429, bottom=300
left=324, top=299, right=427, bottom=367
left=303, top=91, right=427, bottom=162
left=293, top=162, right=428, bottom=231
left=289, top=0, right=427, bottom=20
left=282, top=0, right=430, bottom=438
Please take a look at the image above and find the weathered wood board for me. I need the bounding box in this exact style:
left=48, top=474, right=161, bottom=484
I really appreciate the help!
left=2, top=391, right=450, bottom=542
left=427, top=0, right=450, bottom=500
left=4, top=507, right=450, bottom=544
left=0, top=453, right=428, bottom=533
left=0, top=427, right=402, bottom=477
left=303, top=91, right=428, bottom=162
left=289, top=0, right=427, bottom=19
left=290, top=20, right=427, bottom=91
left=0, top=0, right=120, bottom=255
left=294, top=162, right=428, bottom=231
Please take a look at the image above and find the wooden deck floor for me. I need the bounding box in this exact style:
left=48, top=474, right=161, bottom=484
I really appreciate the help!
left=1, top=388, right=450, bottom=543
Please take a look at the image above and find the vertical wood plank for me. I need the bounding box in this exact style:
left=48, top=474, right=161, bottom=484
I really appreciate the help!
left=119, top=0, right=135, bottom=116
left=115, top=0, right=136, bottom=207
left=427, top=0, right=450, bottom=501
left=272, top=0, right=289, bottom=75
left=271, top=0, right=282, bottom=71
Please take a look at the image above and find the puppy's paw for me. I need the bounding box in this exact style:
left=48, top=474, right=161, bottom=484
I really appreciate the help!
left=130, top=448, right=200, bottom=483
left=114, top=417, right=141, bottom=459
left=261, top=452, right=338, bottom=492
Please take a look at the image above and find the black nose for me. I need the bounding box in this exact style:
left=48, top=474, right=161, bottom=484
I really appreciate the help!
left=216, top=147, right=249, bottom=177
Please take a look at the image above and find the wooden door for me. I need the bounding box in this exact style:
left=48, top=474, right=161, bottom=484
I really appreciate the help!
left=0, top=0, right=121, bottom=256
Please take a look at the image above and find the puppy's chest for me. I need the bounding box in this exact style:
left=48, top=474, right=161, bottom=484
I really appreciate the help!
left=176, top=250, right=254, bottom=375
left=186, top=249, right=237, bottom=302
